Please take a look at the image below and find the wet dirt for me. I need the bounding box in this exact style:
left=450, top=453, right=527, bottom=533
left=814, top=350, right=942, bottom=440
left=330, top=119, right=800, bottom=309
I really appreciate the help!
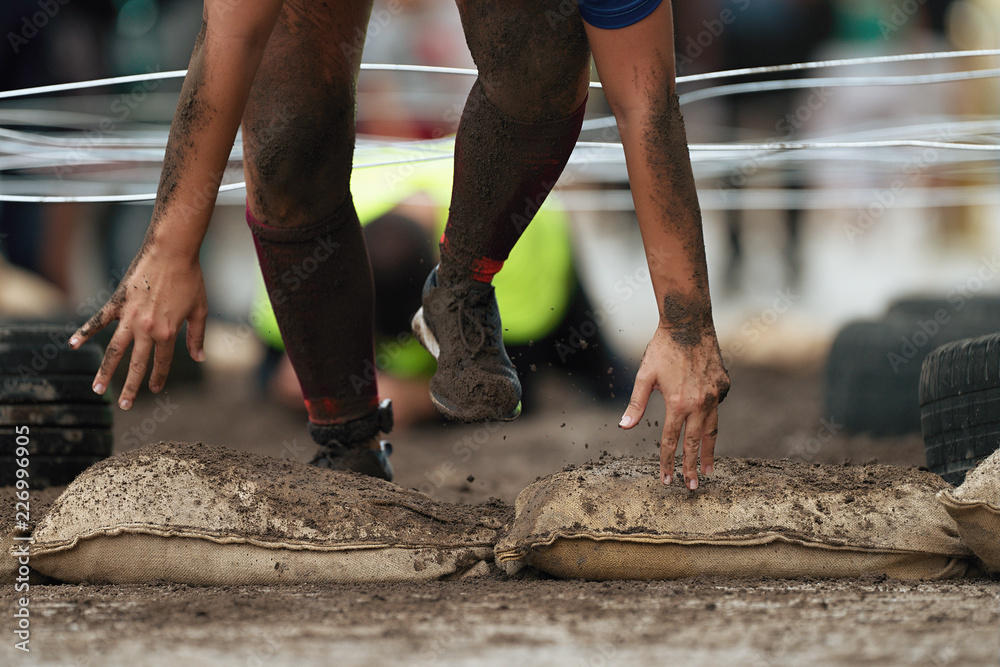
left=29, top=441, right=510, bottom=550
left=0, top=363, right=995, bottom=664
left=3, top=577, right=996, bottom=665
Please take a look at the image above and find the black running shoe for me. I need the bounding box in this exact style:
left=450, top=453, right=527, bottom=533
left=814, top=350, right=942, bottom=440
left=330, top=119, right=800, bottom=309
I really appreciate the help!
left=411, top=267, right=521, bottom=422
left=308, top=399, right=394, bottom=480
left=309, top=439, right=393, bottom=481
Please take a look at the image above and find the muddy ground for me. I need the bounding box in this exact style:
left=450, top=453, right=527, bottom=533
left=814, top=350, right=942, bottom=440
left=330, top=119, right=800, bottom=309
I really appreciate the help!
left=2, top=363, right=998, bottom=665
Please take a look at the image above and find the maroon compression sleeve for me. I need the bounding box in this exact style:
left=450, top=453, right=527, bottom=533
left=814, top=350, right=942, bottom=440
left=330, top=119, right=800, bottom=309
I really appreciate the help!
left=247, top=198, right=379, bottom=426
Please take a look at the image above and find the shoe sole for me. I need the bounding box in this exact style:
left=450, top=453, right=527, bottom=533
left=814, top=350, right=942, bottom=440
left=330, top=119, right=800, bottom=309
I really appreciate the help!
left=411, top=307, right=521, bottom=422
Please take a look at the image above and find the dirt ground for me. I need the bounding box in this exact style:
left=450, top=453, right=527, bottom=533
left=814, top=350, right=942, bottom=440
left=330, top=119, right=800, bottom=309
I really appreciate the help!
left=3, top=362, right=998, bottom=666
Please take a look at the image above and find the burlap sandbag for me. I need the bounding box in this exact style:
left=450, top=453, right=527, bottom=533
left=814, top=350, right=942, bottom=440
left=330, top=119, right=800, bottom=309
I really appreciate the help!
left=937, top=448, right=1000, bottom=572
left=495, top=456, right=971, bottom=580
left=0, top=486, right=64, bottom=585
left=27, top=442, right=508, bottom=585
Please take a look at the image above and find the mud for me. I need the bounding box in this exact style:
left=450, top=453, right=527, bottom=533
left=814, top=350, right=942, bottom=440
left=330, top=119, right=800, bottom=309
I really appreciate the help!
left=644, top=84, right=717, bottom=351
left=3, top=578, right=996, bottom=665
left=242, top=0, right=367, bottom=225
left=456, top=0, right=590, bottom=121
left=0, top=485, right=64, bottom=541
left=4, top=363, right=990, bottom=663
left=0, top=484, right=64, bottom=584
left=419, top=278, right=523, bottom=422
left=30, top=441, right=510, bottom=551
left=439, top=1, right=589, bottom=284
left=501, top=454, right=965, bottom=560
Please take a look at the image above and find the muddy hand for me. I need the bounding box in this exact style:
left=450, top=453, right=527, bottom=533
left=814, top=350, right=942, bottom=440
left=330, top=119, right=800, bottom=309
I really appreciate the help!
left=68, top=252, right=208, bottom=410
left=618, top=326, right=730, bottom=489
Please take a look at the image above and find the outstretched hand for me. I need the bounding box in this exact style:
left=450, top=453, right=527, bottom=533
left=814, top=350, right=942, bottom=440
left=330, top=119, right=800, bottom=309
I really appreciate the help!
left=619, top=326, right=730, bottom=490
left=68, top=249, right=208, bottom=410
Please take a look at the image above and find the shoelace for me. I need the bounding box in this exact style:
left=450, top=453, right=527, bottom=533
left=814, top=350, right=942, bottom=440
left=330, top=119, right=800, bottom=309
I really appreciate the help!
left=453, top=287, right=500, bottom=355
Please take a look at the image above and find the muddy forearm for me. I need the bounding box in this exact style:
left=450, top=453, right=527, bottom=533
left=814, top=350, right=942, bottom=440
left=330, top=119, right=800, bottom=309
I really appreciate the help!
left=145, top=3, right=281, bottom=264
left=585, top=8, right=717, bottom=347
left=627, top=87, right=716, bottom=347
left=605, top=68, right=715, bottom=347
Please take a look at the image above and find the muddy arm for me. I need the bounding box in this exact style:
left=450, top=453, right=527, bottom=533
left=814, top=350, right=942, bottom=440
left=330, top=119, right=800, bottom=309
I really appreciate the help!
left=585, top=2, right=730, bottom=490
left=70, top=0, right=284, bottom=409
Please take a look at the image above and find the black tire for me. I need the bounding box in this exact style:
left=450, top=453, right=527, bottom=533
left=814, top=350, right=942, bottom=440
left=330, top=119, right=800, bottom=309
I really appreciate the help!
left=0, top=375, right=108, bottom=404
left=919, top=333, right=1000, bottom=485
left=0, top=455, right=105, bottom=487
left=0, top=323, right=79, bottom=346
left=0, top=427, right=113, bottom=457
left=887, top=295, right=1000, bottom=324
left=826, top=316, right=1000, bottom=435
left=0, top=342, right=103, bottom=375
left=0, top=324, right=114, bottom=488
left=0, top=404, right=113, bottom=427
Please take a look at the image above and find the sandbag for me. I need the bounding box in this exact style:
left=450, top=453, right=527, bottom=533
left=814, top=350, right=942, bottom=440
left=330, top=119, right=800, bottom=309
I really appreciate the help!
left=937, top=448, right=1000, bottom=572
left=0, top=485, right=64, bottom=585
left=28, top=442, right=508, bottom=585
left=495, top=456, right=971, bottom=580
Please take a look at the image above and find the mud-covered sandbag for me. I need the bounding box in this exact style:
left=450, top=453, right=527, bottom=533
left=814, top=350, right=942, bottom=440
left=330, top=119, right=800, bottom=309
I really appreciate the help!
left=937, top=448, right=1000, bottom=572
left=495, top=456, right=971, bottom=580
left=0, top=486, right=64, bottom=585
left=28, top=442, right=508, bottom=585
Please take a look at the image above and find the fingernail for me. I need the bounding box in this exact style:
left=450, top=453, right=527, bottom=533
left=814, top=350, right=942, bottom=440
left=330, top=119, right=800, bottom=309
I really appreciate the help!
left=619, top=415, right=633, bottom=428
left=663, top=474, right=672, bottom=485
left=688, top=478, right=698, bottom=490
left=119, top=398, right=132, bottom=410
left=706, top=465, right=714, bottom=476
left=194, top=350, right=206, bottom=362
left=93, top=383, right=105, bottom=395
left=69, top=336, right=79, bottom=347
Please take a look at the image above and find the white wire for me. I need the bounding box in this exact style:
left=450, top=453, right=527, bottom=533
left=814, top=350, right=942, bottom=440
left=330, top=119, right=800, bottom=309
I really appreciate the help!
left=0, top=71, right=187, bottom=100
left=577, top=139, right=1000, bottom=152
left=679, top=68, right=1000, bottom=105
left=0, top=182, right=246, bottom=203
left=674, top=48, right=1000, bottom=84
left=0, top=127, right=168, bottom=149
left=1, top=50, right=997, bottom=100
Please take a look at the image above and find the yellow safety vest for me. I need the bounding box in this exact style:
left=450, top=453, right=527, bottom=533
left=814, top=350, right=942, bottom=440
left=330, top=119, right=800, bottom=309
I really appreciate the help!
left=253, top=146, right=574, bottom=378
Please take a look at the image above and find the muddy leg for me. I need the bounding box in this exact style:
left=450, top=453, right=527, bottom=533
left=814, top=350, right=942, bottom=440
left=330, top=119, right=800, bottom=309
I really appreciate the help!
left=438, top=0, right=592, bottom=283
left=242, top=0, right=384, bottom=442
